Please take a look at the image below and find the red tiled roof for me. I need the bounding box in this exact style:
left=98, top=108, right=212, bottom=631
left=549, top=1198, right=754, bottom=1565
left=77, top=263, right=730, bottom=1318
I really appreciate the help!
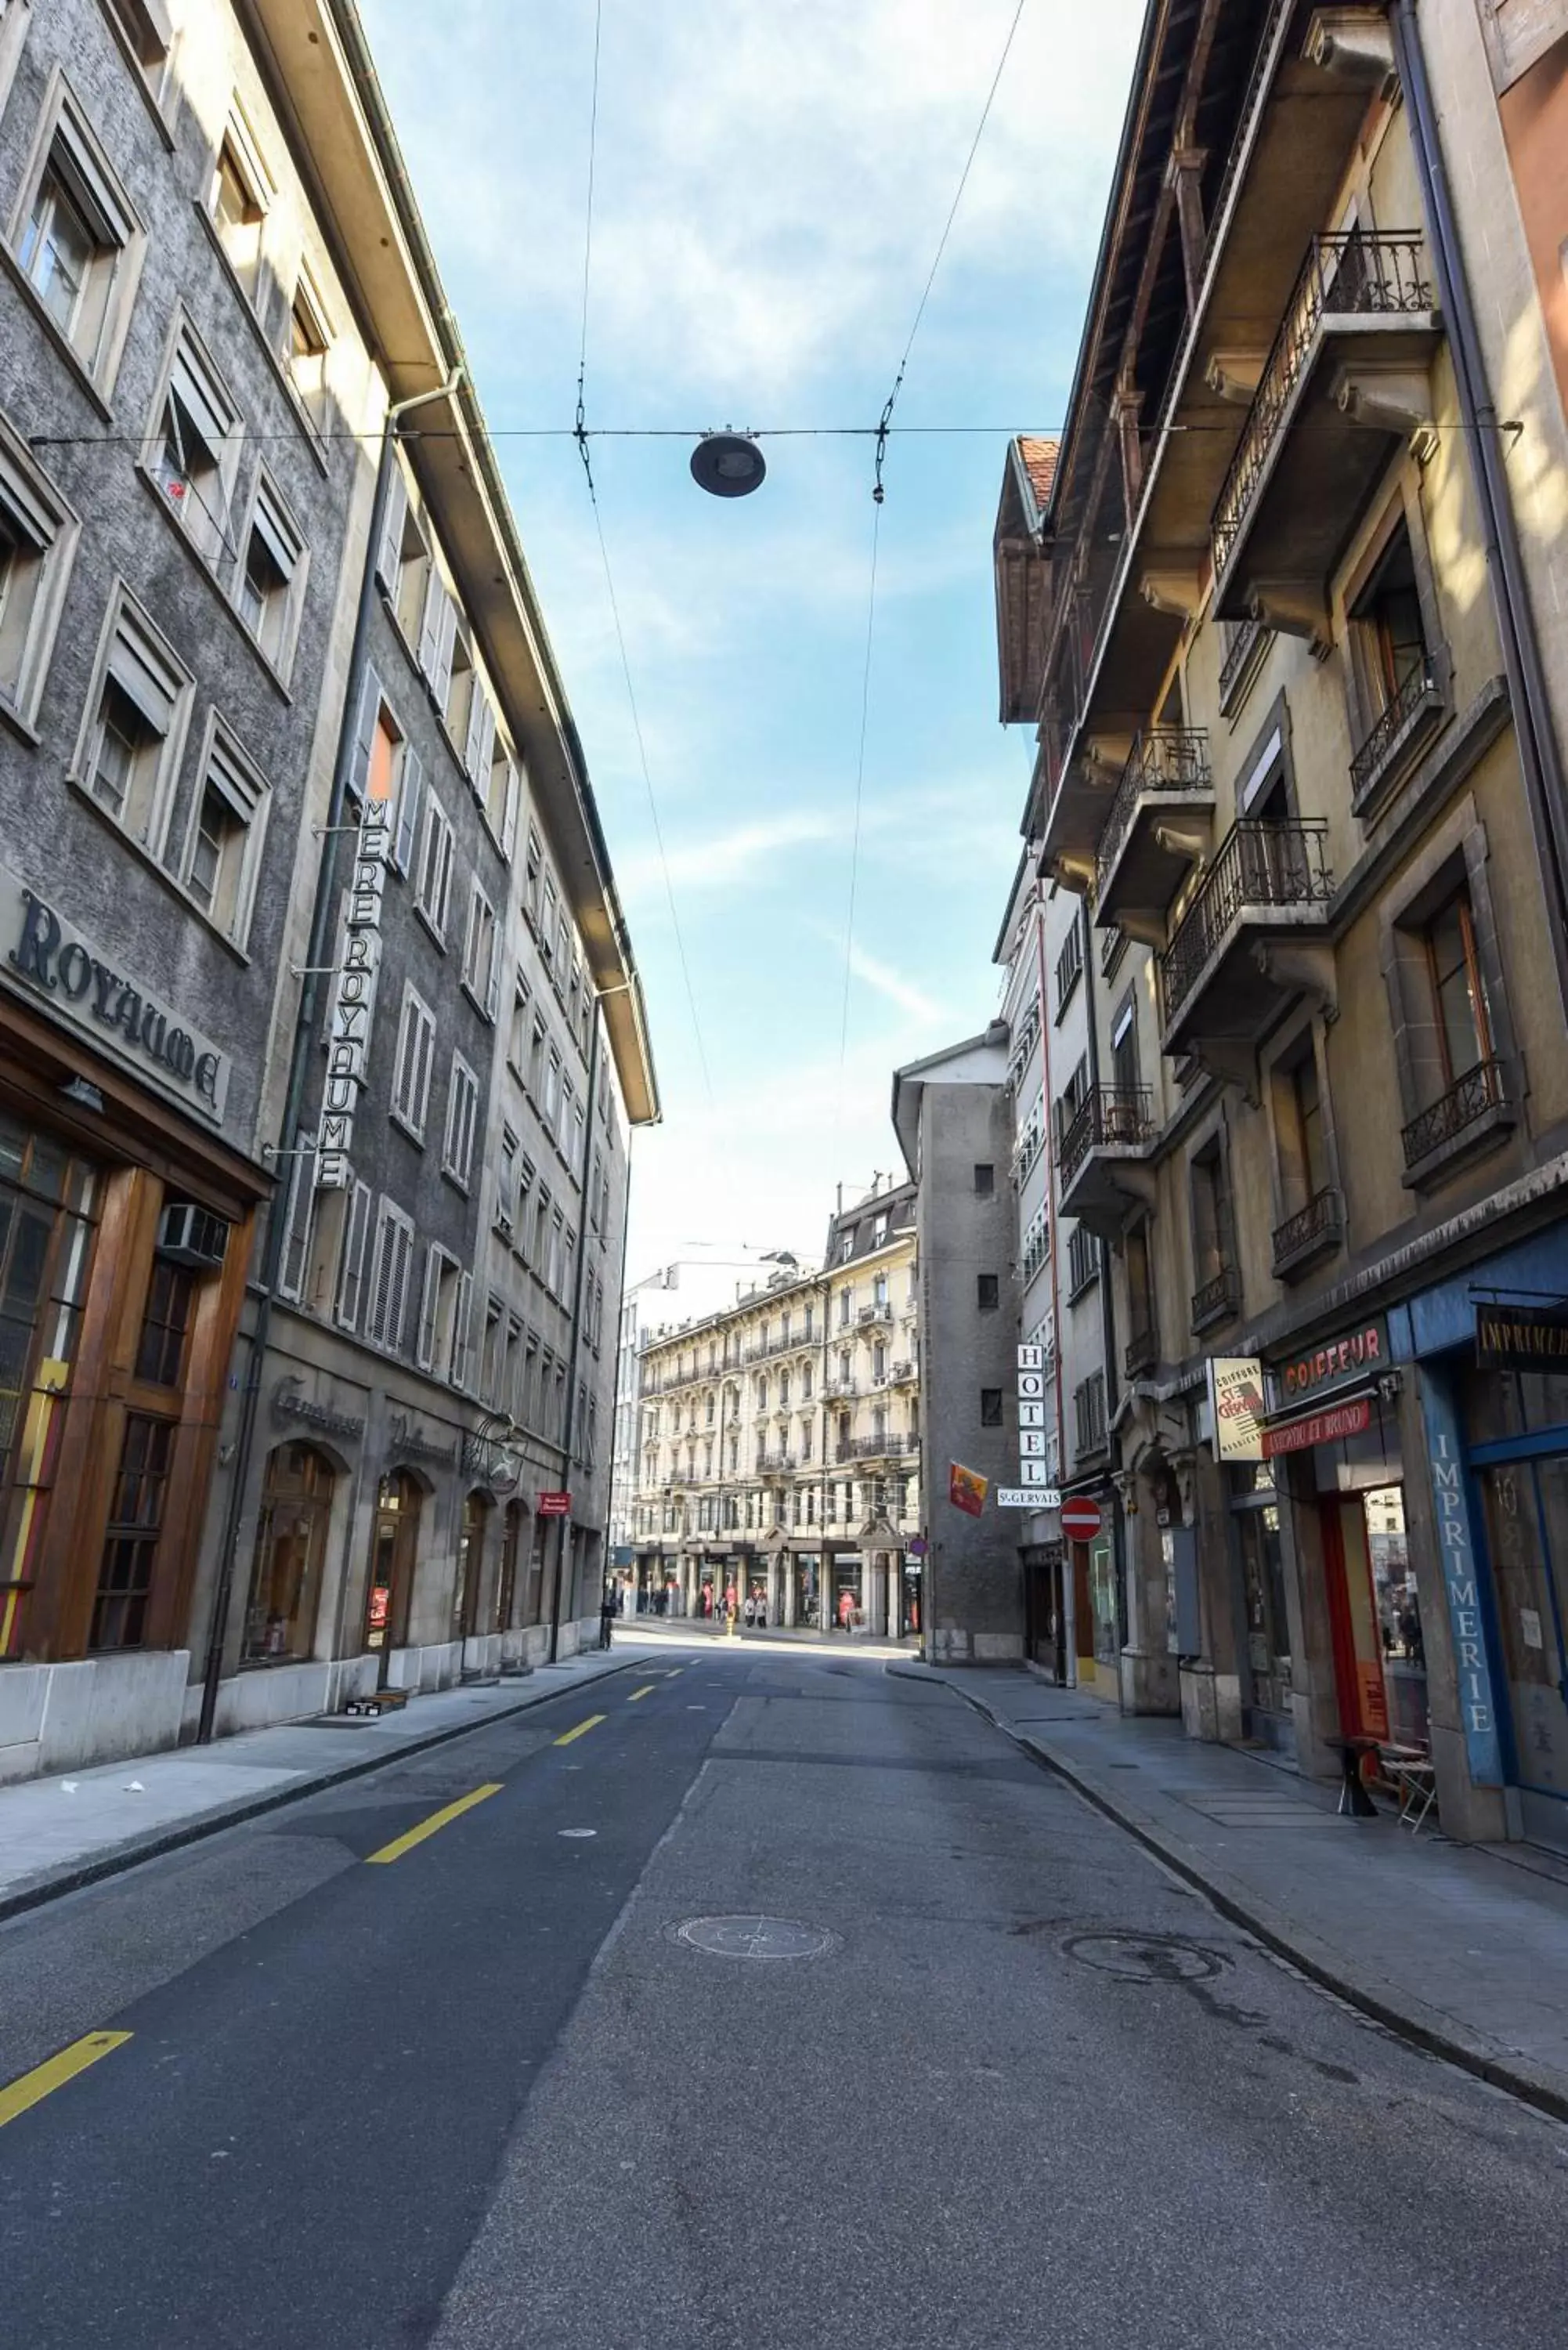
left=1016, top=435, right=1060, bottom=508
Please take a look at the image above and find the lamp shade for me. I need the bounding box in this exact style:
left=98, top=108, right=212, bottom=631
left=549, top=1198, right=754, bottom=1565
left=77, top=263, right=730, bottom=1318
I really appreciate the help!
left=690, top=432, right=767, bottom=497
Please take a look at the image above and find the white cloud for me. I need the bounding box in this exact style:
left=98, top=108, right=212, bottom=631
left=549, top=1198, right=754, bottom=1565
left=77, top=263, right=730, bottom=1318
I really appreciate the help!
left=620, top=811, right=844, bottom=896
left=844, top=942, right=945, bottom=1025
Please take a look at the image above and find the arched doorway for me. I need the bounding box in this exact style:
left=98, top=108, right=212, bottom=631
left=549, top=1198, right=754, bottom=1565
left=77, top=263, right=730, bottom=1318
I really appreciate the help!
left=366, top=1469, right=423, bottom=1683
left=243, top=1444, right=334, bottom=1663
left=453, top=1489, right=492, bottom=1642
left=497, top=1501, right=527, bottom=1632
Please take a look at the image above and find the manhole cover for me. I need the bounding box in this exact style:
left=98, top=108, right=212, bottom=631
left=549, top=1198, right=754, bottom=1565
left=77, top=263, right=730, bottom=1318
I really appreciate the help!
left=1062, top=1930, right=1228, bottom=1982
left=671, top=1915, right=838, bottom=1961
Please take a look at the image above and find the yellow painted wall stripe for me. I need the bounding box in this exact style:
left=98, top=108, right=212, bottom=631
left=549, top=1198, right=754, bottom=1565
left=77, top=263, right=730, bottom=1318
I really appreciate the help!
left=364, top=1781, right=502, bottom=1864
left=627, top=1684, right=657, bottom=1702
left=0, top=2030, right=132, bottom=2129
left=554, top=1713, right=605, bottom=1746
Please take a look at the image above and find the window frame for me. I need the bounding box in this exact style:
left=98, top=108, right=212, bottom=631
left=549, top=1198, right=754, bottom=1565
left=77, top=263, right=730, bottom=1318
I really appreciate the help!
left=5, top=68, right=146, bottom=403
left=0, top=407, right=79, bottom=732
left=443, top=1050, right=480, bottom=1191
left=70, top=580, right=193, bottom=859
left=179, top=711, right=270, bottom=949
left=143, top=312, right=244, bottom=574
left=390, top=981, right=437, bottom=1143
left=232, top=465, right=308, bottom=683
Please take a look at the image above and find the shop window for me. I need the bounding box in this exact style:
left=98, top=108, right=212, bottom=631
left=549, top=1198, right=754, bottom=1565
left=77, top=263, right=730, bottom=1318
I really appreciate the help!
left=90, top=1412, right=174, bottom=1649
left=14, top=83, right=143, bottom=390
left=184, top=722, right=268, bottom=945
left=236, top=475, right=306, bottom=679
left=148, top=324, right=242, bottom=569
left=77, top=588, right=192, bottom=853
left=242, top=1442, right=332, bottom=1663
left=0, top=414, right=78, bottom=728
left=135, top=1256, right=195, bottom=1386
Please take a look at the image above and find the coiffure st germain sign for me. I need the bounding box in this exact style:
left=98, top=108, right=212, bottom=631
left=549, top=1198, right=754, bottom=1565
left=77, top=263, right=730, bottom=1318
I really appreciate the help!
left=1268, top=1318, right=1387, bottom=1412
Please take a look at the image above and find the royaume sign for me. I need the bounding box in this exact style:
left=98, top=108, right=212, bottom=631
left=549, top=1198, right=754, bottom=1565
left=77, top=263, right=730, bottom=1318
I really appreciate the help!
left=1, top=864, right=230, bottom=1125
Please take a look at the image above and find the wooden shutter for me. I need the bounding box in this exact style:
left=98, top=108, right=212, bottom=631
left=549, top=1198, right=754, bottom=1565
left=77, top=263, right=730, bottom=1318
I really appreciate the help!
left=335, top=1179, right=371, bottom=1329
left=392, top=743, right=424, bottom=875
left=276, top=1130, right=314, bottom=1300
left=375, top=467, right=407, bottom=592
left=416, top=1247, right=441, bottom=1369
left=369, top=1204, right=396, bottom=1343
left=453, top=1271, right=474, bottom=1387
left=348, top=667, right=382, bottom=803
left=417, top=572, right=446, bottom=683
left=387, top=1217, right=414, bottom=1350
left=500, top=761, right=519, bottom=860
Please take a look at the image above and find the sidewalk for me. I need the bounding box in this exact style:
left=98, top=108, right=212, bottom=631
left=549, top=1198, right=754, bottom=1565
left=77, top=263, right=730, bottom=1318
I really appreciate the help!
left=626, top=1618, right=914, bottom=1658
left=892, top=1661, right=1568, bottom=2124
left=0, top=1641, right=677, bottom=1925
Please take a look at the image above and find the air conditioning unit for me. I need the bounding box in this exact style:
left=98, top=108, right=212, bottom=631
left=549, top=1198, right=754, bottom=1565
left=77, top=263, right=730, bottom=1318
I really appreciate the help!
left=156, top=1202, right=230, bottom=1270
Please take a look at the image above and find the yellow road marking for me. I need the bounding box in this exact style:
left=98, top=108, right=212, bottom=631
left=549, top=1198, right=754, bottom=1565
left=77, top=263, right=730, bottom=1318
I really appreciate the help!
left=365, top=1782, right=502, bottom=1864
left=0, top=2030, right=132, bottom=2129
left=627, top=1684, right=657, bottom=1702
left=555, top=1713, right=606, bottom=1746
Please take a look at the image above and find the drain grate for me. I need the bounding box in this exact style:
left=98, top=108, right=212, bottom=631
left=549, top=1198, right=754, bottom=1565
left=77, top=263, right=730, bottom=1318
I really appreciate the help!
left=1063, top=1929, right=1229, bottom=1983
left=670, top=1915, right=838, bottom=1961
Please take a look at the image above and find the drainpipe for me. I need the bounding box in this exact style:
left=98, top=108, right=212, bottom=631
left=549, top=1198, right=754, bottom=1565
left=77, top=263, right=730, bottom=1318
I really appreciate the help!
left=1390, top=1, right=1568, bottom=1017
left=197, top=372, right=463, bottom=1744
left=547, top=995, right=604, bottom=1660
left=1031, top=884, right=1075, bottom=1683
left=1080, top=893, right=1124, bottom=1659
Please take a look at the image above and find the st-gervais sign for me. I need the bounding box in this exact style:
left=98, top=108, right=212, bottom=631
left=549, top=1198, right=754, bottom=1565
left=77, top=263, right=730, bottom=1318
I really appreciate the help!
left=996, top=1487, right=1061, bottom=1510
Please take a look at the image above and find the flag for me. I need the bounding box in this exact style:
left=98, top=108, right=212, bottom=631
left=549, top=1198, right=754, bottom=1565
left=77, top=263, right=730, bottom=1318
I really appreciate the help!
left=949, top=1462, right=987, bottom=1517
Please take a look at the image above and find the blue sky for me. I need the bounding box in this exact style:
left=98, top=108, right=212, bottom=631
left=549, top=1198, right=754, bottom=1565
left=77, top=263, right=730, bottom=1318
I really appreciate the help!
left=358, top=0, right=1145, bottom=1277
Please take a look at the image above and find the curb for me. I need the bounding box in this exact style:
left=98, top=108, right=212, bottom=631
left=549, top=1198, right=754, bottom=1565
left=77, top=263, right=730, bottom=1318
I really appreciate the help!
left=890, top=1661, right=1568, bottom=2128
left=0, top=1650, right=655, bottom=1928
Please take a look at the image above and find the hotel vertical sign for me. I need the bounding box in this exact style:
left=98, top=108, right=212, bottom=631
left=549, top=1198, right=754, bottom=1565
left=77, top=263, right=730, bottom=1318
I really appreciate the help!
left=317, top=795, right=388, bottom=1188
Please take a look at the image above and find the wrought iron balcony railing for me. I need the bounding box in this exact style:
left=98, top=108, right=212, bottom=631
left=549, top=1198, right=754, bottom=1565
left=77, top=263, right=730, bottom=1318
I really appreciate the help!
left=1096, top=731, right=1212, bottom=902
left=1218, top=616, right=1267, bottom=708
left=1349, top=661, right=1441, bottom=803
left=1160, top=821, right=1332, bottom=1029
left=1212, top=232, right=1433, bottom=578
left=836, top=1433, right=918, bottom=1463
left=1058, top=1083, right=1156, bottom=1191
left=1401, top=1058, right=1508, bottom=1169
left=1271, top=1185, right=1344, bottom=1274
left=1124, top=1323, right=1158, bottom=1379
left=1191, top=1264, right=1241, bottom=1332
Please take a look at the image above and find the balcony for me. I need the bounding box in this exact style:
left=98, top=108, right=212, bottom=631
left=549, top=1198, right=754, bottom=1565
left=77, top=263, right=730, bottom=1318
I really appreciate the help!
left=836, top=1434, right=919, bottom=1464
left=1401, top=1058, right=1516, bottom=1190
left=1094, top=732, right=1215, bottom=934
left=756, top=1452, right=797, bottom=1477
left=889, top=1359, right=916, bottom=1384
left=858, top=1303, right=893, bottom=1326
left=1212, top=232, right=1440, bottom=624
left=1271, top=1185, right=1345, bottom=1282
left=1190, top=1264, right=1242, bottom=1338
left=1057, top=1085, right=1158, bottom=1239
left=1158, top=822, right=1333, bottom=1058
left=1349, top=660, right=1447, bottom=819
left=1124, top=1323, right=1158, bottom=1381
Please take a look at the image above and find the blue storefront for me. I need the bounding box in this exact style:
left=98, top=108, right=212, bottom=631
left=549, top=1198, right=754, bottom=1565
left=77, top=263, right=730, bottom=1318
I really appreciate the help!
left=1392, top=1224, right=1568, bottom=1852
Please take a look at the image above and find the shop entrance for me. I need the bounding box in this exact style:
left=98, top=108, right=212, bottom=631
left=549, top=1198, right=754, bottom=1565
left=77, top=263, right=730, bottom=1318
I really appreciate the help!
left=453, top=1491, right=490, bottom=1643
left=1321, top=1484, right=1424, bottom=1748
left=1474, top=1455, right=1568, bottom=1842
left=243, top=1443, right=333, bottom=1665
left=366, top=1470, right=422, bottom=1682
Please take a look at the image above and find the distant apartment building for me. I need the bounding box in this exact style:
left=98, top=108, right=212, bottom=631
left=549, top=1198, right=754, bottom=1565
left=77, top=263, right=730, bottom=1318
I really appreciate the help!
left=0, top=0, right=655, bottom=1781
left=991, top=0, right=1568, bottom=1853
left=630, top=1182, right=920, bottom=1633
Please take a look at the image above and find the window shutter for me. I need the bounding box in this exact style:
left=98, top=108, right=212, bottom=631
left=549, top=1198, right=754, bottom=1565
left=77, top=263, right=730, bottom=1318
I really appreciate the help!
left=500, top=761, right=519, bottom=861
left=416, top=1248, right=441, bottom=1370
left=435, top=823, right=453, bottom=934
left=392, top=743, right=424, bottom=876
left=453, top=1271, right=474, bottom=1387
left=412, top=1007, right=434, bottom=1130
left=349, top=667, right=381, bottom=804
left=368, top=1206, right=395, bottom=1343
left=486, top=928, right=500, bottom=1021
left=375, top=468, right=406, bottom=592
left=464, top=685, right=493, bottom=783
left=336, top=1179, right=371, bottom=1329
left=430, top=594, right=457, bottom=708
left=388, top=1220, right=414, bottom=1350
left=417, top=573, right=446, bottom=683
left=276, top=1130, right=314, bottom=1300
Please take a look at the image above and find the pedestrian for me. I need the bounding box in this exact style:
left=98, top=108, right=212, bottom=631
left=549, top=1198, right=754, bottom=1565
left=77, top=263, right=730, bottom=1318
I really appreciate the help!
left=838, top=1587, right=854, bottom=1634
left=743, top=1593, right=756, bottom=1631
left=598, top=1585, right=616, bottom=1650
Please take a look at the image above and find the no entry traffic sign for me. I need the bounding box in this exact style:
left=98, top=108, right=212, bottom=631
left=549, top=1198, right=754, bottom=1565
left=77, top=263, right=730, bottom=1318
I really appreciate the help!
left=1060, top=1495, right=1103, bottom=1542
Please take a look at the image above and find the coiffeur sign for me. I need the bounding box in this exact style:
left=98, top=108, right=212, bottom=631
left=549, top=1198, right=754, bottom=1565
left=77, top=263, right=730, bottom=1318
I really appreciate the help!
left=1208, top=1356, right=1264, bottom=1462
left=1271, top=1318, right=1386, bottom=1408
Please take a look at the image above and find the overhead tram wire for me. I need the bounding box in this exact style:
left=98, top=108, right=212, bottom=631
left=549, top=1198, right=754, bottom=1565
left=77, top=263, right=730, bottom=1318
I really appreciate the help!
left=836, top=0, right=1031, bottom=1126
left=571, top=0, right=713, bottom=1111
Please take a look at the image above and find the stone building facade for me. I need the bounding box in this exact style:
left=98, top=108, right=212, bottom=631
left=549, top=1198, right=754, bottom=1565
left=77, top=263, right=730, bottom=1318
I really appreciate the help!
left=0, top=0, right=656, bottom=1777
left=630, top=1181, right=920, bottom=1634
left=994, top=0, right=1568, bottom=1851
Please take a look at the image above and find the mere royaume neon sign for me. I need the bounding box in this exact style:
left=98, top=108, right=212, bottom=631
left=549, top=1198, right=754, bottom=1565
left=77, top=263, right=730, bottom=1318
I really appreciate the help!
left=316, top=794, right=388, bottom=1189
left=2, top=864, right=231, bottom=1125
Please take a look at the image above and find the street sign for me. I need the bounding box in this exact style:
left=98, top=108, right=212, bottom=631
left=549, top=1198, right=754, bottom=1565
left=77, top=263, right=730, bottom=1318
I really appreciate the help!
left=538, top=1490, right=572, bottom=1517
left=997, top=1487, right=1061, bottom=1509
left=1060, top=1495, right=1103, bottom=1542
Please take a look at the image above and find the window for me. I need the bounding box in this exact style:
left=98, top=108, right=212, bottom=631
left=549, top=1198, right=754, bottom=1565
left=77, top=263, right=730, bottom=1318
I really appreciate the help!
left=377, top=468, right=431, bottom=642
left=1190, top=1137, right=1239, bottom=1329
left=90, top=1413, right=174, bottom=1649
left=0, top=416, right=78, bottom=726
left=101, top=0, right=176, bottom=103
left=1055, top=920, right=1084, bottom=1017
left=392, top=984, right=436, bottom=1139
left=1111, top=996, right=1140, bottom=1097
left=417, top=567, right=457, bottom=707
left=976, top=1274, right=999, bottom=1311
left=974, top=1163, right=994, bottom=1197
left=446, top=622, right=477, bottom=750
left=183, top=721, right=268, bottom=945
left=15, top=88, right=141, bottom=387
left=1067, top=1223, right=1098, bottom=1300
left=443, top=1054, right=479, bottom=1188
left=1424, top=884, right=1494, bottom=1090
left=497, top=1129, right=519, bottom=1235
left=1125, top=1221, right=1158, bottom=1365
left=508, top=971, right=531, bottom=1073
left=462, top=882, right=498, bottom=1014
left=209, top=121, right=269, bottom=303
left=980, top=1388, right=1003, bottom=1428
left=367, top=1199, right=414, bottom=1350
left=77, top=588, right=191, bottom=850
left=414, top=791, right=454, bottom=940
left=150, top=327, right=240, bottom=567
left=1351, top=520, right=1429, bottom=721
left=839, top=1234, right=853, bottom=1264
left=236, top=476, right=305, bottom=678
left=334, top=1179, right=372, bottom=1330
left=135, top=1259, right=195, bottom=1386
left=486, top=740, right=519, bottom=856
left=524, top=826, right=543, bottom=928
left=527, top=1015, right=545, bottom=1102
left=286, top=272, right=330, bottom=432
left=838, top=1289, right=851, bottom=1328
left=416, top=1245, right=460, bottom=1373
left=874, top=1214, right=890, bottom=1247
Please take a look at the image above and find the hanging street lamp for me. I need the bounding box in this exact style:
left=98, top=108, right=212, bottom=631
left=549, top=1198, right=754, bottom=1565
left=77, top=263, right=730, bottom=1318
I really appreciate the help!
left=690, top=431, right=767, bottom=497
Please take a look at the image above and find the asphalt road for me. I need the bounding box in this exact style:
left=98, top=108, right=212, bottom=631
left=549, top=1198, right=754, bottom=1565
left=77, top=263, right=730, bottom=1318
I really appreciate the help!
left=2, top=1644, right=1566, bottom=2348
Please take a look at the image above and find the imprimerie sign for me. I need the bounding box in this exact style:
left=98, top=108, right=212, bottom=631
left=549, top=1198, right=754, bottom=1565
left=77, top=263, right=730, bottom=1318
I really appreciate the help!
left=1475, top=1302, right=1568, bottom=1372
left=317, top=794, right=388, bottom=1188
left=2, top=864, right=230, bottom=1126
